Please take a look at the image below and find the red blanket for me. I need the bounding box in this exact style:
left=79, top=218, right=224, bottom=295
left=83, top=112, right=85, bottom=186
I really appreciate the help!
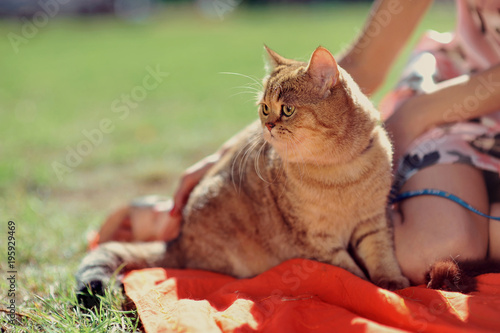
left=123, top=259, right=500, bottom=333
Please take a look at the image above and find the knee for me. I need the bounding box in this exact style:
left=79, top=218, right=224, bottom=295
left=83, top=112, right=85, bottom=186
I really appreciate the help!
left=394, top=207, right=488, bottom=284
left=440, top=227, right=487, bottom=261
left=442, top=206, right=488, bottom=260
left=396, top=229, right=486, bottom=285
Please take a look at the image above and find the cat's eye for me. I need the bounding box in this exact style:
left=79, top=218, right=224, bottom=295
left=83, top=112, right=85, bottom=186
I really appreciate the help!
left=261, top=104, right=270, bottom=116
left=281, top=105, right=295, bottom=117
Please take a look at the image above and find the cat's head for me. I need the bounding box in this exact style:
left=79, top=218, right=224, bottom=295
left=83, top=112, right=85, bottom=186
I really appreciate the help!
left=258, top=46, right=379, bottom=165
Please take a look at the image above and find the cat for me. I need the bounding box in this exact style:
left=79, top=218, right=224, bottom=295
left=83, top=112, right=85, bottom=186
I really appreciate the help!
left=76, top=46, right=409, bottom=308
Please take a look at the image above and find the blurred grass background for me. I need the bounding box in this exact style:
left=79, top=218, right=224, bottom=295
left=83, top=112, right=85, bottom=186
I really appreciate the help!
left=0, top=1, right=455, bottom=331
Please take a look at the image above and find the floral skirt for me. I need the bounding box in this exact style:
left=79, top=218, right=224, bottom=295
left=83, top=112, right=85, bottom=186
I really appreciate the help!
left=381, top=31, right=500, bottom=201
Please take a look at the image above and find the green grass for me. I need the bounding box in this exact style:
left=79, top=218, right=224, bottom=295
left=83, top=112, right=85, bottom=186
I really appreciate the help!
left=0, top=2, right=455, bottom=331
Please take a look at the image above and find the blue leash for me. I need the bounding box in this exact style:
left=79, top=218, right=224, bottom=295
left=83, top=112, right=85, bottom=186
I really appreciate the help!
left=392, top=188, right=500, bottom=221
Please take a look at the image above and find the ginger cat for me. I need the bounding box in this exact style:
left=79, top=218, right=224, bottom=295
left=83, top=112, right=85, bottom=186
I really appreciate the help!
left=76, top=46, right=409, bottom=307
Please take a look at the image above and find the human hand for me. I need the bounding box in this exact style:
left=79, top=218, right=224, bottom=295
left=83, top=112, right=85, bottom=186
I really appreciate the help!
left=96, top=198, right=181, bottom=244
left=97, top=205, right=133, bottom=244
left=170, top=153, right=222, bottom=218
left=94, top=150, right=224, bottom=244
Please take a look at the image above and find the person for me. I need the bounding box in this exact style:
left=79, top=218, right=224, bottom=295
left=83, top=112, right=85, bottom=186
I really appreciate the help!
left=97, top=0, right=500, bottom=285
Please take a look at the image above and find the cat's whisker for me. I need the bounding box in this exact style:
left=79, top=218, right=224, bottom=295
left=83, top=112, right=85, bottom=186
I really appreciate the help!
left=219, top=72, right=264, bottom=103
left=238, top=137, right=262, bottom=191
left=230, top=85, right=262, bottom=94
left=219, top=72, right=263, bottom=88
left=240, top=143, right=261, bottom=190
left=244, top=83, right=267, bottom=101
left=231, top=143, right=248, bottom=193
left=244, top=82, right=263, bottom=89
left=254, top=141, right=271, bottom=184
left=226, top=85, right=265, bottom=106
left=231, top=137, right=261, bottom=193
left=228, top=90, right=263, bottom=100
left=226, top=85, right=264, bottom=102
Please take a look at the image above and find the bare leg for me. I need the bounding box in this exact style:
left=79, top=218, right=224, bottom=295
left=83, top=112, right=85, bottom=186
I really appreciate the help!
left=489, top=203, right=500, bottom=259
left=393, top=164, right=489, bottom=284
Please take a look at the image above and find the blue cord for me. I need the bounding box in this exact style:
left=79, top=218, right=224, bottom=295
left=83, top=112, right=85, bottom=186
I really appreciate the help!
left=392, top=188, right=500, bottom=221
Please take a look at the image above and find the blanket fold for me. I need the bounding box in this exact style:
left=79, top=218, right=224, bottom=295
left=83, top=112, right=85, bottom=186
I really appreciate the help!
left=123, top=258, right=500, bottom=333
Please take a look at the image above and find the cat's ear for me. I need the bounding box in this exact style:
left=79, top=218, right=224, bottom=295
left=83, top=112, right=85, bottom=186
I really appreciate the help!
left=264, top=45, right=288, bottom=69
left=306, top=47, right=339, bottom=94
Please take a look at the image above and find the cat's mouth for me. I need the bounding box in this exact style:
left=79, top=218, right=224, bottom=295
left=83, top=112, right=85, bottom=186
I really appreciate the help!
left=263, top=123, right=286, bottom=138
left=262, top=128, right=291, bottom=153
left=262, top=127, right=277, bottom=142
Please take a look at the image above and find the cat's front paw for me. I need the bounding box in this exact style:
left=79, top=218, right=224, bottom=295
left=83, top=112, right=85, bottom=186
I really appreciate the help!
left=373, top=275, right=410, bottom=291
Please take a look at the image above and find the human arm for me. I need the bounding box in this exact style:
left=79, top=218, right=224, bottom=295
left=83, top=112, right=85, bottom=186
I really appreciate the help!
left=338, top=0, right=433, bottom=95
left=385, top=64, right=500, bottom=162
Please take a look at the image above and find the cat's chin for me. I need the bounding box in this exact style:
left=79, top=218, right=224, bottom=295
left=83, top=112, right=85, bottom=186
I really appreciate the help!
left=263, top=131, right=282, bottom=148
left=263, top=133, right=327, bottom=164
left=264, top=135, right=291, bottom=158
left=268, top=142, right=317, bottom=165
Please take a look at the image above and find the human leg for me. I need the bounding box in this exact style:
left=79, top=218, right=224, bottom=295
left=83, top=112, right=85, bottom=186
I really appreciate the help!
left=392, top=164, right=489, bottom=284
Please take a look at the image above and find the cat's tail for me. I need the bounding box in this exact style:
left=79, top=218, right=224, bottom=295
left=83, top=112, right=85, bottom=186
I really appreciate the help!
left=75, top=240, right=183, bottom=308
left=426, top=258, right=500, bottom=293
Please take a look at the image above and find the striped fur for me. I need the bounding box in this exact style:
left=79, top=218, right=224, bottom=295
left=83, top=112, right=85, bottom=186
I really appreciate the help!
left=76, top=47, right=408, bottom=305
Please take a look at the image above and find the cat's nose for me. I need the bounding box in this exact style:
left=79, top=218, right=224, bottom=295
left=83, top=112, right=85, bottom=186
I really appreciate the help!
left=265, top=122, right=275, bottom=132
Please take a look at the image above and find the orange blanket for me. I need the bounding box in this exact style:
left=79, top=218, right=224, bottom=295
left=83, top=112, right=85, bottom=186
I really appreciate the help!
left=123, top=259, right=500, bottom=333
